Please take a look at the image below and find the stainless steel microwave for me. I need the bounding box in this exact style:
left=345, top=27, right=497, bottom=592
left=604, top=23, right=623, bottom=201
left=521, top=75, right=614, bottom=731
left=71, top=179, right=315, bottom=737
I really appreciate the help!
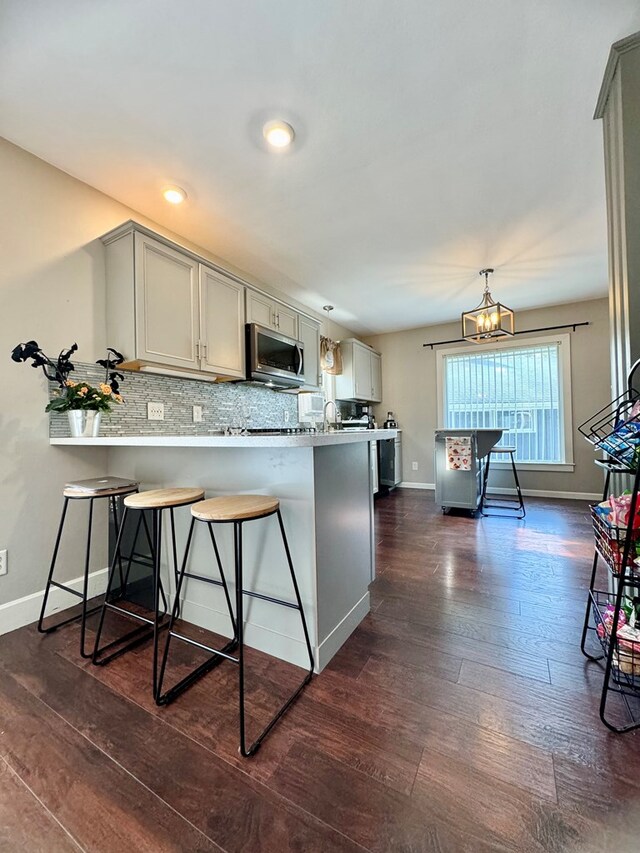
left=246, top=323, right=305, bottom=389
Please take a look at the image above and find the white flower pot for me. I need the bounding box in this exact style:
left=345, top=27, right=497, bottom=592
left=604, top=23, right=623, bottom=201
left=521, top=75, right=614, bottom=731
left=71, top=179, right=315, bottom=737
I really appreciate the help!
left=68, top=410, right=102, bottom=438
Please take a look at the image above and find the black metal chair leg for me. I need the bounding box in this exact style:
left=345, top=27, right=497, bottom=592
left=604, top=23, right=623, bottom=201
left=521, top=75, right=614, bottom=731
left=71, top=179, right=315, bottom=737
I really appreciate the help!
left=38, top=497, right=70, bottom=634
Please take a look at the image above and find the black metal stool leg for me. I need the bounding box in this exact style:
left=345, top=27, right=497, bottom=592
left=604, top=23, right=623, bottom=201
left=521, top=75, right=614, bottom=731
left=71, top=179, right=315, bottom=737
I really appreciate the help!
left=78, top=498, right=95, bottom=658
left=208, top=521, right=237, bottom=639
left=480, top=454, right=491, bottom=515
left=37, top=497, right=70, bottom=634
left=156, top=518, right=239, bottom=706
left=169, top=507, right=181, bottom=619
left=110, top=495, right=126, bottom=591
left=510, top=451, right=526, bottom=518
left=92, top=507, right=159, bottom=666
left=277, top=509, right=315, bottom=673
left=238, top=511, right=314, bottom=757
left=236, top=521, right=248, bottom=756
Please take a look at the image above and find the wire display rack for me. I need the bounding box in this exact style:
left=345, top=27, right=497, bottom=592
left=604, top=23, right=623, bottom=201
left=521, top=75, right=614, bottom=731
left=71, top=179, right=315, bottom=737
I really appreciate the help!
left=580, top=358, right=640, bottom=732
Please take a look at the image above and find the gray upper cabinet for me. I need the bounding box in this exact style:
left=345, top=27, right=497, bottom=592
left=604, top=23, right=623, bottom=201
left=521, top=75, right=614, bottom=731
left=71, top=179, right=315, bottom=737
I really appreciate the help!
left=370, top=351, right=382, bottom=403
left=298, top=315, right=321, bottom=390
left=335, top=338, right=382, bottom=402
left=246, top=290, right=298, bottom=338
left=102, top=221, right=318, bottom=385
left=134, top=233, right=200, bottom=370
left=199, top=266, right=245, bottom=378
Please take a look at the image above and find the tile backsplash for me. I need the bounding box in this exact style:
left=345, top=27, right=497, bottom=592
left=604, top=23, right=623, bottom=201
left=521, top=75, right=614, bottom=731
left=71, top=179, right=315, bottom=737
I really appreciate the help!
left=49, top=363, right=299, bottom=437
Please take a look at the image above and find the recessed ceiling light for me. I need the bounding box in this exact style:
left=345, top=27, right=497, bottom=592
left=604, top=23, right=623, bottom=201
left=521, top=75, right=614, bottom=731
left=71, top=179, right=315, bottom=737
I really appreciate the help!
left=163, top=186, right=187, bottom=204
left=263, top=120, right=295, bottom=149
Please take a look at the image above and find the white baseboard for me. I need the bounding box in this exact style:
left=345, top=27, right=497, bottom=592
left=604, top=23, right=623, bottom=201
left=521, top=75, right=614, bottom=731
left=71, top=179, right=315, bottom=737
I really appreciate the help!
left=317, top=591, right=370, bottom=672
left=398, top=481, right=599, bottom=501
left=0, top=567, right=109, bottom=637
left=486, top=486, right=601, bottom=501
left=399, top=481, right=435, bottom=490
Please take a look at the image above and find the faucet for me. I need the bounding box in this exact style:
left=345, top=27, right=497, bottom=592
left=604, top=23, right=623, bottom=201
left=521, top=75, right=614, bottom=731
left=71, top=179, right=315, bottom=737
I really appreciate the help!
left=323, top=400, right=337, bottom=433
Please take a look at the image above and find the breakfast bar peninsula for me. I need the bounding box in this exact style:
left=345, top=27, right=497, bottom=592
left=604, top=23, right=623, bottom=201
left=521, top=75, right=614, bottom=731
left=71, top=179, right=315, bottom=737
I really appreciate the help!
left=50, top=429, right=395, bottom=671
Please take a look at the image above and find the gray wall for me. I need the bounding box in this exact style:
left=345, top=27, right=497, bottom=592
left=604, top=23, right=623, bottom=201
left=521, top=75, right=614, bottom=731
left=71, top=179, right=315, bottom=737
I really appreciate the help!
left=365, top=298, right=611, bottom=497
left=0, top=137, right=355, bottom=607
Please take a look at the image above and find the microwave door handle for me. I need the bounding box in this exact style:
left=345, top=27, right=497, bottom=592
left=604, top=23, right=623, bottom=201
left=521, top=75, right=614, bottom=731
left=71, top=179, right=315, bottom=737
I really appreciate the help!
left=296, top=344, right=303, bottom=377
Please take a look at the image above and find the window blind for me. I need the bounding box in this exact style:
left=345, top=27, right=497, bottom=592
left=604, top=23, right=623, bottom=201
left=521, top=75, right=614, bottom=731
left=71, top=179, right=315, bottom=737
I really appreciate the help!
left=443, top=343, right=563, bottom=463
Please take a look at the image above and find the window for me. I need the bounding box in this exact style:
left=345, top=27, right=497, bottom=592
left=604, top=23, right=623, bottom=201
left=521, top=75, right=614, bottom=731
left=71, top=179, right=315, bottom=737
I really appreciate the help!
left=438, top=337, right=572, bottom=465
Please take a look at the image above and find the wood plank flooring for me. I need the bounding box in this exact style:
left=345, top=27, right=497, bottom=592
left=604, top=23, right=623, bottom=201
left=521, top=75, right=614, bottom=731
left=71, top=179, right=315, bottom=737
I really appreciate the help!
left=2, top=490, right=640, bottom=851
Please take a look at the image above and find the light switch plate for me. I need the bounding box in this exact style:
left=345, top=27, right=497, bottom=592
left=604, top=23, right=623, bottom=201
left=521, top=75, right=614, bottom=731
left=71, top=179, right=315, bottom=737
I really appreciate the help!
left=147, top=402, right=164, bottom=421
left=0, top=549, right=7, bottom=576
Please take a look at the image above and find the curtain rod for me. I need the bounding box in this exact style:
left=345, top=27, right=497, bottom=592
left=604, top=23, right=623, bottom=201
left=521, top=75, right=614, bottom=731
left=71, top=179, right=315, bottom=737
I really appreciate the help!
left=422, top=321, right=590, bottom=350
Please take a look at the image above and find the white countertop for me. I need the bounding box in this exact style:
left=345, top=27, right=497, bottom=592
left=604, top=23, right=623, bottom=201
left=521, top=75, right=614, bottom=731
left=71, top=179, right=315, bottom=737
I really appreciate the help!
left=50, top=429, right=397, bottom=448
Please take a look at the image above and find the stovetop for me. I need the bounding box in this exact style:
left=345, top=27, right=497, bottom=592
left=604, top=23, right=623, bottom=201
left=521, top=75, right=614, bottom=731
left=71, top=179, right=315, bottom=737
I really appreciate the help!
left=246, top=427, right=318, bottom=436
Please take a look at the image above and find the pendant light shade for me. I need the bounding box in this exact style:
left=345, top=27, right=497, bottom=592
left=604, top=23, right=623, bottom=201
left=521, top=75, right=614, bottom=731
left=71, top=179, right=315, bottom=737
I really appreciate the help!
left=461, top=268, right=515, bottom=343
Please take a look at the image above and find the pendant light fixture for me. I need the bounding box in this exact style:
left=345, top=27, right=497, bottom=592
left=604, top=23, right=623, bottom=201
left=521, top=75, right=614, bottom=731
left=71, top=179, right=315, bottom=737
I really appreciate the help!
left=461, top=268, right=515, bottom=343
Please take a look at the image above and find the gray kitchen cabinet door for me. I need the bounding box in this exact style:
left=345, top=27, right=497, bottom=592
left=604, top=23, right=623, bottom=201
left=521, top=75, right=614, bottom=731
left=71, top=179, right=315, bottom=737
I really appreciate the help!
left=246, top=290, right=298, bottom=338
left=298, top=315, right=321, bottom=389
left=246, top=290, right=276, bottom=329
left=134, top=233, right=199, bottom=369
left=200, top=266, right=245, bottom=378
left=274, top=304, right=298, bottom=338
left=370, top=351, right=382, bottom=402
left=353, top=341, right=373, bottom=400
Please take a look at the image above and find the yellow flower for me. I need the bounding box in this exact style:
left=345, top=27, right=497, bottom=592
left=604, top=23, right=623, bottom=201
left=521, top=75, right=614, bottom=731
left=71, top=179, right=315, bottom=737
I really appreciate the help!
left=99, top=383, right=112, bottom=395
left=65, top=380, right=77, bottom=387
left=78, top=387, right=87, bottom=396
left=114, top=393, right=123, bottom=403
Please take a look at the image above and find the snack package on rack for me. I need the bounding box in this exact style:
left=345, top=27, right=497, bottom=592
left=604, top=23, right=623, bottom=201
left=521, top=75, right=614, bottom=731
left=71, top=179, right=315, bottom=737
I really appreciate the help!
left=615, top=624, right=640, bottom=676
left=597, top=603, right=627, bottom=640
left=598, top=410, right=640, bottom=469
left=608, top=492, right=640, bottom=530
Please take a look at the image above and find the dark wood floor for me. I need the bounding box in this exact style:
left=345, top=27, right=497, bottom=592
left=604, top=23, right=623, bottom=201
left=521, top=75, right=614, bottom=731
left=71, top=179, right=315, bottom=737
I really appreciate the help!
left=2, top=491, right=640, bottom=852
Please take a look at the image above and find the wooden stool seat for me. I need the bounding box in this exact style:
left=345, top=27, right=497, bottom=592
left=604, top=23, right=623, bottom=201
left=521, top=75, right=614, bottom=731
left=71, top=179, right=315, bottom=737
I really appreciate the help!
left=124, top=487, right=205, bottom=510
left=192, top=494, right=279, bottom=522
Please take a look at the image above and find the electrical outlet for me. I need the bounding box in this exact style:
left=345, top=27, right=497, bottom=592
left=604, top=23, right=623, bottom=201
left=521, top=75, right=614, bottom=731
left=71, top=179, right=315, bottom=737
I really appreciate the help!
left=283, top=409, right=290, bottom=423
left=193, top=405, right=203, bottom=423
left=0, top=549, right=7, bottom=576
left=412, top=461, right=419, bottom=471
left=147, top=402, right=164, bottom=421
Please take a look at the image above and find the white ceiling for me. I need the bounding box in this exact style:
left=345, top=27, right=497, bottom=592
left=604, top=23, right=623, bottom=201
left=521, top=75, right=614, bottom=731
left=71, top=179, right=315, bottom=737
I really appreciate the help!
left=1, top=1, right=639, bottom=334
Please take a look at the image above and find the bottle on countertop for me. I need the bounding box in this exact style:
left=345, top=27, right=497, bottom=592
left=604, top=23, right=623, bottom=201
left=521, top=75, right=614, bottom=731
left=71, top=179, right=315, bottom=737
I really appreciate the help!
left=384, top=411, right=398, bottom=429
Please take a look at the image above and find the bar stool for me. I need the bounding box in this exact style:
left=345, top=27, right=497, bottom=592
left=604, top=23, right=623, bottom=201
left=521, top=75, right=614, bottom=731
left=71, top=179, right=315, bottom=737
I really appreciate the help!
left=156, top=494, right=314, bottom=757
left=481, top=446, right=526, bottom=518
left=38, top=476, right=140, bottom=658
left=92, top=487, right=204, bottom=700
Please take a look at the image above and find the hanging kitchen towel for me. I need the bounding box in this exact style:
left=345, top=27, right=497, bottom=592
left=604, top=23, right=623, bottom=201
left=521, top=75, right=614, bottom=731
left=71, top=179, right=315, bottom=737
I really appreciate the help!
left=320, top=336, right=343, bottom=375
left=446, top=436, right=472, bottom=471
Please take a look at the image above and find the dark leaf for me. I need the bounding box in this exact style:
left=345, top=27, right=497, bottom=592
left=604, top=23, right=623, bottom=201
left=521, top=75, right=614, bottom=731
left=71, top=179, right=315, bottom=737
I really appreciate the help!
left=107, top=347, right=124, bottom=364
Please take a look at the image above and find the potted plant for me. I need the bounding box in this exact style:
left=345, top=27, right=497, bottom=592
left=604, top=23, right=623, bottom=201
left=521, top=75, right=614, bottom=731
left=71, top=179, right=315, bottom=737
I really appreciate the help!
left=11, top=341, right=124, bottom=437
